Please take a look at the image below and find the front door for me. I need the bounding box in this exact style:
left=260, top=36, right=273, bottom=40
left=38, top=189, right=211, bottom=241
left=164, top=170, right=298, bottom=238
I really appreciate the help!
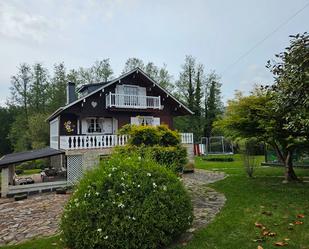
left=103, top=118, right=113, bottom=134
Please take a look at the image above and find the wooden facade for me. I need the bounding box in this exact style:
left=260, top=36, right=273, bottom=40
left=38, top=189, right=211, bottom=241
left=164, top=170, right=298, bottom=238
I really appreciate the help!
left=50, top=69, right=192, bottom=137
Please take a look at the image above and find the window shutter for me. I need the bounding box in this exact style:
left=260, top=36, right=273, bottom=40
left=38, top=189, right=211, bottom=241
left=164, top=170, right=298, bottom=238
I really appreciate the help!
left=81, top=119, right=88, bottom=134
left=153, top=117, right=160, bottom=126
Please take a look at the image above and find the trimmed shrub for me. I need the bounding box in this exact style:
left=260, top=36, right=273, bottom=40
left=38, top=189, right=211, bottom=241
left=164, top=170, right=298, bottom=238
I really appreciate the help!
left=118, top=124, right=181, bottom=147
left=61, top=154, right=193, bottom=249
left=115, top=145, right=187, bottom=173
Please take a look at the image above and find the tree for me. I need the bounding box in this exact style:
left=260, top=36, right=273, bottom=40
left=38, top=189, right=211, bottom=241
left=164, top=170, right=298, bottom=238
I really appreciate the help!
left=27, top=113, right=50, bottom=149
left=8, top=114, right=31, bottom=152
left=0, top=107, right=14, bottom=156
left=91, top=59, right=114, bottom=82
left=29, top=63, right=49, bottom=112
left=145, top=62, right=159, bottom=80
left=204, top=71, right=223, bottom=137
left=157, top=64, right=174, bottom=92
left=266, top=32, right=309, bottom=139
left=49, top=63, right=67, bottom=110
left=176, top=55, right=196, bottom=110
left=10, top=63, right=32, bottom=120
left=122, top=58, right=145, bottom=73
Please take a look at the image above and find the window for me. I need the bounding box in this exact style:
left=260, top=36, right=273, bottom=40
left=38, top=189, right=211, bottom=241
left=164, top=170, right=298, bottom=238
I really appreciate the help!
left=87, top=118, right=102, bottom=133
left=124, top=85, right=138, bottom=106
left=138, top=116, right=154, bottom=126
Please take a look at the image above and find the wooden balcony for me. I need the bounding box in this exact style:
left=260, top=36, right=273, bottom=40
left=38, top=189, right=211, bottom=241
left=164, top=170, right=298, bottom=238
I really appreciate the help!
left=106, top=93, right=161, bottom=109
left=59, top=133, right=193, bottom=150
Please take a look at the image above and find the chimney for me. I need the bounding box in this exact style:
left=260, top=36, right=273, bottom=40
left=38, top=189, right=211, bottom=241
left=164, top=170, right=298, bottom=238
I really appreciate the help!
left=66, top=82, right=77, bottom=104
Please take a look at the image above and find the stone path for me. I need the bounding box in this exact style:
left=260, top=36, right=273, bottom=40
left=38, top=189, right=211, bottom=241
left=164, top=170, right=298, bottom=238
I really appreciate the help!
left=0, top=193, right=70, bottom=246
left=176, top=169, right=227, bottom=246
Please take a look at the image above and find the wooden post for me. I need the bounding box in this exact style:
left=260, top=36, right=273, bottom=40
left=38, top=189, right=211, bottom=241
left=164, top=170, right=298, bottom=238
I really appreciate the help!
left=1, top=167, right=9, bottom=198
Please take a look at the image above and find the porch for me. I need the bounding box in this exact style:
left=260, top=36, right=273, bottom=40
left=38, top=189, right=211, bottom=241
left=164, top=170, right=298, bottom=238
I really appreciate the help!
left=59, top=133, right=194, bottom=150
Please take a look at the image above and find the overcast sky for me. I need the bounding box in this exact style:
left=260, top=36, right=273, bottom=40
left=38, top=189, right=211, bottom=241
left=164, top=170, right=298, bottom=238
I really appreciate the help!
left=0, top=0, right=308, bottom=106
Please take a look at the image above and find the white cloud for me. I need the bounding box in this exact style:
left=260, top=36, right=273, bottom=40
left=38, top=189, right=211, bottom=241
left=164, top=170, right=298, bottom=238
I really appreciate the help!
left=0, top=1, right=57, bottom=42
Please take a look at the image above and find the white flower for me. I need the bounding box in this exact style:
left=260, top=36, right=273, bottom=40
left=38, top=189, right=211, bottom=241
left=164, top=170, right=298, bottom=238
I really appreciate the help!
left=118, top=203, right=125, bottom=208
left=95, top=192, right=99, bottom=196
left=108, top=173, right=112, bottom=177
left=162, top=185, right=167, bottom=191
left=137, top=184, right=141, bottom=188
left=132, top=217, right=136, bottom=220
left=97, top=228, right=102, bottom=232
left=104, top=235, right=108, bottom=240
left=147, top=173, right=151, bottom=177
left=153, top=182, right=157, bottom=188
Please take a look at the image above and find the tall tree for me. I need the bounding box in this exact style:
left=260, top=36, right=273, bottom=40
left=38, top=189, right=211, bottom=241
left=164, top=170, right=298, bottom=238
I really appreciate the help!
left=145, top=62, right=159, bottom=80
left=0, top=107, right=14, bottom=156
left=49, top=63, right=67, bottom=110
left=157, top=64, right=174, bottom=92
left=176, top=55, right=196, bottom=110
left=122, top=58, right=145, bottom=73
left=204, top=71, right=223, bottom=137
left=9, top=63, right=32, bottom=120
left=90, top=59, right=114, bottom=82
left=29, top=63, right=49, bottom=112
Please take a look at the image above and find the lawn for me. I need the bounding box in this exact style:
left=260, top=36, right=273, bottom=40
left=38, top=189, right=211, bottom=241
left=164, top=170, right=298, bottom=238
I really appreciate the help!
left=1, top=154, right=309, bottom=249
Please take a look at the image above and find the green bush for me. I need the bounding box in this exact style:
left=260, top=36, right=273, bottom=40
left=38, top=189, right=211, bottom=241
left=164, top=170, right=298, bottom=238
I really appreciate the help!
left=61, top=154, right=193, bottom=249
left=115, top=145, right=187, bottom=173
left=16, top=159, right=48, bottom=170
left=118, top=124, right=181, bottom=147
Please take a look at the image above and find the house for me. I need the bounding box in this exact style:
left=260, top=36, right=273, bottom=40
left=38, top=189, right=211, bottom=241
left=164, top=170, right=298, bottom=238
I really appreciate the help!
left=0, top=68, right=194, bottom=198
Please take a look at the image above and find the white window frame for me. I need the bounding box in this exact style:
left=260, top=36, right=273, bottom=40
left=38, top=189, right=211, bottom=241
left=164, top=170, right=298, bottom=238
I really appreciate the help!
left=86, top=117, right=103, bottom=134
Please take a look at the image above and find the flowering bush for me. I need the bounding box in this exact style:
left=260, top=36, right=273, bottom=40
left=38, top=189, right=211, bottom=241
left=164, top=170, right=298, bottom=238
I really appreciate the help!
left=60, top=154, right=193, bottom=249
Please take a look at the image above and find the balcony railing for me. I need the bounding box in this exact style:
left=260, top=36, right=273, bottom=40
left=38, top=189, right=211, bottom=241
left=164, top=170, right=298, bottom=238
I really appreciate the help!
left=106, top=93, right=161, bottom=109
left=59, top=133, right=193, bottom=150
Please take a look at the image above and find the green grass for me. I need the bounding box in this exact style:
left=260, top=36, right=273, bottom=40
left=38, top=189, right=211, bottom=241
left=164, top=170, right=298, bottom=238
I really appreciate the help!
left=1, top=154, right=309, bottom=249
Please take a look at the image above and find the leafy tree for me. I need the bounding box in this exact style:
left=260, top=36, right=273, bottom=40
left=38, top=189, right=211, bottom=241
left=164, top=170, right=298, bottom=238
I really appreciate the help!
left=204, top=71, right=223, bottom=137
left=157, top=64, right=174, bottom=92
left=9, top=63, right=32, bottom=120
left=122, top=58, right=145, bottom=73
left=91, top=59, right=114, bottom=82
left=8, top=114, right=31, bottom=152
left=266, top=32, right=309, bottom=139
left=0, top=107, right=14, bottom=156
left=27, top=113, right=50, bottom=149
left=49, top=63, right=67, bottom=110
left=29, top=63, right=49, bottom=112
left=145, top=62, right=159, bottom=80
left=176, top=55, right=196, bottom=110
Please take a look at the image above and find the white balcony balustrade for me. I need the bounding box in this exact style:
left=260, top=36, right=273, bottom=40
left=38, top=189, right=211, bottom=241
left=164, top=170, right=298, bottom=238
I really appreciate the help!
left=59, top=133, right=193, bottom=150
left=106, top=93, right=161, bottom=109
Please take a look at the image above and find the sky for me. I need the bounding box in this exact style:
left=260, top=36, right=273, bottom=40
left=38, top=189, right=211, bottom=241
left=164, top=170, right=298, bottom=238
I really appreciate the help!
left=0, top=0, right=308, bottom=106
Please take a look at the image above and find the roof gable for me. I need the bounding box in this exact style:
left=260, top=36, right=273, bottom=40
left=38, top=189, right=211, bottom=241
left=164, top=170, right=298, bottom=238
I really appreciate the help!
left=48, top=68, right=194, bottom=121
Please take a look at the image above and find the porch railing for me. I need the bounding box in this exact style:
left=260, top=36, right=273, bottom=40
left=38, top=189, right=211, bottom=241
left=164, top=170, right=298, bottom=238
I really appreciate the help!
left=106, top=93, right=161, bottom=109
left=59, top=133, right=193, bottom=150
left=60, top=135, right=129, bottom=150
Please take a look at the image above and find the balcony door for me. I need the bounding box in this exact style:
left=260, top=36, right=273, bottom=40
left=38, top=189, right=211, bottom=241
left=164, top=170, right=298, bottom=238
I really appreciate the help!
left=123, top=85, right=138, bottom=106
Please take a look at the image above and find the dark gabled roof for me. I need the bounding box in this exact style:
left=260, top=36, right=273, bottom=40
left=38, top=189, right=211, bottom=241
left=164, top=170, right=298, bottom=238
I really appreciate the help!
left=47, top=67, right=194, bottom=121
left=77, top=81, right=111, bottom=93
left=0, top=147, right=64, bottom=168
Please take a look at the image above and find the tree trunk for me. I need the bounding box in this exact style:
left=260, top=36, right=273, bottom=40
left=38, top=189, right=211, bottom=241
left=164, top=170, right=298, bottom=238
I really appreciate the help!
left=283, top=151, right=298, bottom=182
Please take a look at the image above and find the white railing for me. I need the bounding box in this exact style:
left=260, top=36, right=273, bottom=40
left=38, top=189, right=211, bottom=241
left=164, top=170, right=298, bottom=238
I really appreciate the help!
left=60, top=135, right=129, bottom=150
left=180, top=133, right=194, bottom=144
left=59, top=133, right=193, bottom=150
left=106, top=93, right=161, bottom=109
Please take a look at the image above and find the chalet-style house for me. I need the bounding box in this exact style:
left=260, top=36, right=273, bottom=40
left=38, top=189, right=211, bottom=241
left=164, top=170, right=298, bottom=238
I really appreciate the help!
left=0, top=68, right=194, bottom=198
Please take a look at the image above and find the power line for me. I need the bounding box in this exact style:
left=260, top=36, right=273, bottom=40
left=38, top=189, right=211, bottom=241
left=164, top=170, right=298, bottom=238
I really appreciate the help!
left=221, top=1, right=309, bottom=75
